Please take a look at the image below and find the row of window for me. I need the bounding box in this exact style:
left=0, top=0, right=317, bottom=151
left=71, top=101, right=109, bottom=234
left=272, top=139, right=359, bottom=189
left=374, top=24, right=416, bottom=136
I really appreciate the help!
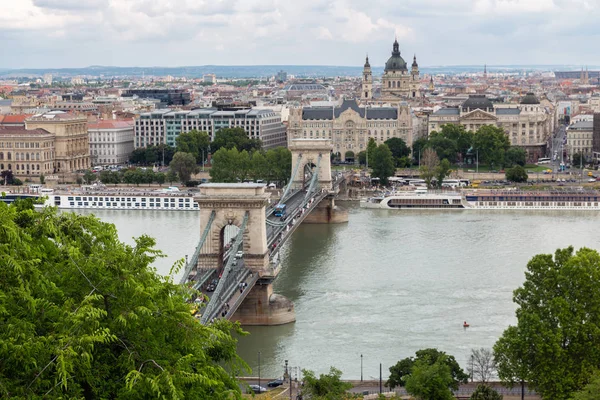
left=66, top=196, right=192, bottom=203
left=66, top=201, right=193, bottom=208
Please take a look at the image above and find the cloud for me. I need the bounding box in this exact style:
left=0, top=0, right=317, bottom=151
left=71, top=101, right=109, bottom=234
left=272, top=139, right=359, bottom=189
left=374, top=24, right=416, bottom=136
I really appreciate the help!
left=0, top=0, right=599, bottom=68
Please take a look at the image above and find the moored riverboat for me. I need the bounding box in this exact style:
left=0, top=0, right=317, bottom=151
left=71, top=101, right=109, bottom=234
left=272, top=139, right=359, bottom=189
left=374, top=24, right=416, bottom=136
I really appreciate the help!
left=360, top=188, right=466, bottom=209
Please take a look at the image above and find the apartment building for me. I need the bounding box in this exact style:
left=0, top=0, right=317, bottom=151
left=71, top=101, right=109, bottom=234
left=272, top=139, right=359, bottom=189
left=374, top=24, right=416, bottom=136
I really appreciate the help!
left=135, top=108, right=287, bottom=149
left=88, top=120, right=135, bottom=165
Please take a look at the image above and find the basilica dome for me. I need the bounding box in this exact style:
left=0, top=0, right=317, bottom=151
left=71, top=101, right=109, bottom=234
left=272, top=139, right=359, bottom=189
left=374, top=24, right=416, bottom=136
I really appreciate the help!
left=384, top=39, right=407, bottom=72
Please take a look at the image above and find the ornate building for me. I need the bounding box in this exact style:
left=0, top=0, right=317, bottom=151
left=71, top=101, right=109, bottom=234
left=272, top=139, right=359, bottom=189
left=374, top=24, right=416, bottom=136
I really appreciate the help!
left=362, top=39, right=420, bottom=103
left=288, top=99, right=413, bottom=161
left=428, top=94, right=554, bottom=162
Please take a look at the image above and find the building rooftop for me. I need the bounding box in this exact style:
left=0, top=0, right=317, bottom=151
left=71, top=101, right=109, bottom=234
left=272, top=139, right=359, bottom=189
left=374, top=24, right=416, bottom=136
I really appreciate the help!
left=462, top=95, right=494, bottom=110
left=569, top=120, right=593, bottom=130
left=520, top=93, right=540, bottom=105
left=0, top=126, right=52, bottom=135
left=432, top=107, right=460, bottom=116
left=0, top=114, right=31, bottom=124
left=496, top=108, right=521, bottom=115
left=302, top=99, right=398, bottom=120
left=88, top=120, right=134, bottom=130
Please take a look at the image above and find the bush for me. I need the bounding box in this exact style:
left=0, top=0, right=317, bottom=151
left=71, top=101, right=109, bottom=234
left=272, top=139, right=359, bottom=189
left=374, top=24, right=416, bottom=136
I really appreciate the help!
left=13, top=178, right=23, bottom=186
left=185, top=180, right=200, bottom=187
left=505, top=165, right=528, bottom=182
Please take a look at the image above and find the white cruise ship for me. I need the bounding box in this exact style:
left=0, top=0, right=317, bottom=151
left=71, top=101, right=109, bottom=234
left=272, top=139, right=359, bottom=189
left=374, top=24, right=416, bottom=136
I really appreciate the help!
left=360, top=188, right=465, bottom=209
left=41, top=187, right=199, bottom=211
left=361, top=188, right=600, bottom=211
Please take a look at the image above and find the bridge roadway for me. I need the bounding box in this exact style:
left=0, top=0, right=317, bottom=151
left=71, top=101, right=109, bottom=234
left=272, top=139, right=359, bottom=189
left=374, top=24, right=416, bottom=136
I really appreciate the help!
left=195, top=172, right=347, bottom=323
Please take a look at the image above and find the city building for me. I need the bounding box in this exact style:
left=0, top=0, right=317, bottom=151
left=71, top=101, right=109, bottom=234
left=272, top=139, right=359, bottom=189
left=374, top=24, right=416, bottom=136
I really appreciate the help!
left=0, top=126, right=55, bottom=176
left=566, top=120, right=593, bottom=162
left=88, top=120, right=135, bottom=166
left=135, top=108, right=287, bottom=150
left=362, top=39, right=420, bottom=103
left=276, top=70, right=288, bottom=83
left=122, top=89, right=192, bottom=107
left=203, top=74, right=217, bottom=84
left=25, top=111, right=90, bottom=173
left=593, top=113, right=600, bottom=163
left=428, top=94, right=553, bottom=161
left=287, top=99, right=413, bottom=160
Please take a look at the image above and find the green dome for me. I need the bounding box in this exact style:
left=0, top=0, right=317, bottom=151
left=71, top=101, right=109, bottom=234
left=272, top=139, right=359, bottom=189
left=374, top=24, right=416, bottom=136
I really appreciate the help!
left=384, top=39, right=407, bottom=72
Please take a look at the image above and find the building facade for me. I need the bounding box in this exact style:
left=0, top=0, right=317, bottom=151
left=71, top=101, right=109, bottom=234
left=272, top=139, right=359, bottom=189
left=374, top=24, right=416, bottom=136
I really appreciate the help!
left=566, top=120, right=593, bottom=161
left=0, top=126, right=56, bottom=176
left=362, top=39, right=420, bottom=103
left=25, top=111, right=90, bottom=173
left=88, top=121, right=135, bottom=165
left=287, top=99, right=413, bottom=161
left=135, top=108, right=287, bottom=150
left=428, top=94, right=553, bottom=162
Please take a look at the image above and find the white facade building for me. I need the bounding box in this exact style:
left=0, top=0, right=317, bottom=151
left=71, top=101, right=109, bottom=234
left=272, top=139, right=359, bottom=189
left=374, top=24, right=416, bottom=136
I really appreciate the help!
left=88, top=120, right=135, bottom=165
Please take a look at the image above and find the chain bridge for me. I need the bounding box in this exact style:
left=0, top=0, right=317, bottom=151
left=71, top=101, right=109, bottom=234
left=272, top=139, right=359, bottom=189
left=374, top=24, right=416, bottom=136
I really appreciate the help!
left=180, top=139, right=349, bottom=325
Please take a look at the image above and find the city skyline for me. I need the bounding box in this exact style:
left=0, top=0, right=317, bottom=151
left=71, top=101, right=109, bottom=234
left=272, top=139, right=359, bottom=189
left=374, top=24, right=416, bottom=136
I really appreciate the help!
left=1, top=0, right=600, bottom=69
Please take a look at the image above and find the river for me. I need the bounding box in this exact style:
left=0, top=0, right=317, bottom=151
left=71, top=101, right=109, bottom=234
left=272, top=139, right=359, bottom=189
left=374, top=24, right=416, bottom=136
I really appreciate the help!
left=76, top=206, right=600, bottom=380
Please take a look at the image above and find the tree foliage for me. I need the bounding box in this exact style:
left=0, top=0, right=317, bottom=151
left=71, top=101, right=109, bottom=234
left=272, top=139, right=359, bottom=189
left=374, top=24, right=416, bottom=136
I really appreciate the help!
left=571, top=370, right=600, bottom=400
left=404, top=358, right=455, bottom=400
left=472, top=125, right=510, bottom=168
left=505, top=166, right=528, bottom=183
left=435, top=159, right=452, bottom=188
left=0, top=201, right=247, bottom=398
left=504, top=147, right=527, bottom=168
left=371, top=144, right=395, bottom=186
left=301, top=366, right=352, bottom=399
left=367, top=138, right=377, bottom=166
left=211, top=127, right=262, bottom=153
left=175, top=130, right=210, bottom=164
left=130, top=144, right=175, bottom=166
left=470, top=384, right=503, bottom=400
left=384, top=137, right=411, bottom=166
left=169, top=152, right=198, bottom=184
left=494, top=247, right=600, bottom=400
left=572, top=152, right=585, bottom=168
left=210, top=147, right=291, bottom=185
left=388, top=348, right=468, bottom=390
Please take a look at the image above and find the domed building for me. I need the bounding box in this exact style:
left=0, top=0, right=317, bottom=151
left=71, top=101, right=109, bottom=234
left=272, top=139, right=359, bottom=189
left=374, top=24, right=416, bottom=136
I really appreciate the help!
left=361, top=39, right=420, bottom=103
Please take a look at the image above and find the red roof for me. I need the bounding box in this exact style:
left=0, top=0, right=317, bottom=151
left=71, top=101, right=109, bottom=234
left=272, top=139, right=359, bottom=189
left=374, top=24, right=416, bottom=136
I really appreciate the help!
left=0, top=126, right=51, bottom=135
left=0, top=114, right=32, bottom=124
left=88, top=120, right=133, bottom=130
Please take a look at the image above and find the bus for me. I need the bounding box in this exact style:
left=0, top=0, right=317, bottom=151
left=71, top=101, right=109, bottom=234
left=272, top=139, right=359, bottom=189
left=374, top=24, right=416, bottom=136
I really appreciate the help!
left=537, top=157, right=551, bottom=165
left=274, top=204, right=287, bottom=218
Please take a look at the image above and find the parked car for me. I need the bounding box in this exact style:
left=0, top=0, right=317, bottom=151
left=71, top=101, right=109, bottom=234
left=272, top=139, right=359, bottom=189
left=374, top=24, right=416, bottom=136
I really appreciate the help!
left=249, top=385, right=267, bottom=394
left=267, top=379, right=284, bottom=387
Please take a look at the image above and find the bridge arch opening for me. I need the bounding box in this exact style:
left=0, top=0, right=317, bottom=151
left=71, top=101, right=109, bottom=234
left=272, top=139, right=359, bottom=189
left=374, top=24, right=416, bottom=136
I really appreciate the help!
left=303, top=162, right=316, bottom=188
left=219, top=223, right=242, bottom=271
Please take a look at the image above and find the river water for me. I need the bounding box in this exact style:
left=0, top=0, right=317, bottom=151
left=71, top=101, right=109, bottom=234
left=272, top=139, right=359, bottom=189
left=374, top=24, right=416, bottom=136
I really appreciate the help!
left=76, top=206, right=600, bottom=380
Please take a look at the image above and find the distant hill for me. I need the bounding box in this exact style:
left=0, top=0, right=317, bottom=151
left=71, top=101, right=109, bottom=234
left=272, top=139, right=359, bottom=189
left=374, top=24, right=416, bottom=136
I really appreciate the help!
left=0, top=64, right=597, bottom=79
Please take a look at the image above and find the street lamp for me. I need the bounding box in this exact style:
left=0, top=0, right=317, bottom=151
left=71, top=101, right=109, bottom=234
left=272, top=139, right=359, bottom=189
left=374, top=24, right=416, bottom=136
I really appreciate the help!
left=361, top=354, right=363, bottom=382
left=258, top=351, right=261, bottom=390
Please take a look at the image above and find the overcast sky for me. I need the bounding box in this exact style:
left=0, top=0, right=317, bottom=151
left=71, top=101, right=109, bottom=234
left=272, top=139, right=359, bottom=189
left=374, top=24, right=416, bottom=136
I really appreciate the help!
left=1, top=0, right=599, bottom=69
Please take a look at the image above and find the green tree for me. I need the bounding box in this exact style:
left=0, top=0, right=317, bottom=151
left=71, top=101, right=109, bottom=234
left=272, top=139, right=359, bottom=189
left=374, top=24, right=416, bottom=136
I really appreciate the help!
left=404, top=358, right=455, bottom=400
left=344, top=150, right=355, bottom=161
left=472, top=126, right=510, bottom=168
left=39, top=173, right=45, bottom=184
left=358, top=151, right=367, bottom=166
left=470, top=384, right=503, bottom=400
left=301, top=367, right=352, bottom=399
left=210, top=148, right=247, bottom=183
left=371, top=144, right=395, bottom=186
left=428, top=134, right=458, bottom=163
left=123, top=169, right=144, bottom=186
left=419, top=148, right=439, bottom=189
left=99, top=170, right=115, bottom=185
left=83, top=170, right=96, bottom=184
left=494, top=247, right=600, bottom=400
left=130, top=148, right=146, bottom=164
left=0, top=201, right=247, bottom=398
left=155, top=172, right=166, bottom=185
left=384, top=137, right=411, bottom=166
left=176, top=130, right=210, bottom=164
left=412, top=137, right=429, bottom=164
left=435, top=159, right=452, bottom=188
left=367, top=138, right=377, bottom=167
left=265, top=147, right=292, bottom=185
left=434, top=124, right=473, bottom=159
left=572, top=152, right=585, bottom=168
left=504, top=147, right=527, bottom=168
left=249, top=151, right=269, bottom=182
left=571, top=370, right=600, bottom=400
left=169, top=152, right=198, bottom=184
left=166, top=170, right=177, bottom=185
left=388, top=348, right=468, bottom=390
left=211, top=127, right=261, bottom=153
left=505, top=166, right=528, bottom=182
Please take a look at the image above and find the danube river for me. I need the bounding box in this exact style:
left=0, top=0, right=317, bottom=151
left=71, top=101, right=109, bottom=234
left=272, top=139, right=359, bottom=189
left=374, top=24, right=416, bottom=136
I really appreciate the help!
left=77, top=206, right=600, bottom=380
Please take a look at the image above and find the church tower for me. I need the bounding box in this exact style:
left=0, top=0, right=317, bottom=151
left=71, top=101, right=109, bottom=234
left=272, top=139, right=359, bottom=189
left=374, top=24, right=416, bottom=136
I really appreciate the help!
left=429, top=76, right=434, bottom=91
left=361, top=55, right=372, bottom=101
left=410, top=55, right=420, bottom=98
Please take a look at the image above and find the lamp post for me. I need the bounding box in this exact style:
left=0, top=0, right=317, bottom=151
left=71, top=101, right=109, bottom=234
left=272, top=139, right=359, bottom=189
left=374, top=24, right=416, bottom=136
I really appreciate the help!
left=258, top=351, right=261, bottom=390
left=360, top=354, right=363, bottom=382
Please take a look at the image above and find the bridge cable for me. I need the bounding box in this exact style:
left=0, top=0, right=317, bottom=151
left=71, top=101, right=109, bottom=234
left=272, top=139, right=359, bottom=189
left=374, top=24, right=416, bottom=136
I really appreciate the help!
left=201, top=211, right=250, bottom=324
left=179, top=210, right=216, bottom=285
left=277, top=154, right=303, bottom=206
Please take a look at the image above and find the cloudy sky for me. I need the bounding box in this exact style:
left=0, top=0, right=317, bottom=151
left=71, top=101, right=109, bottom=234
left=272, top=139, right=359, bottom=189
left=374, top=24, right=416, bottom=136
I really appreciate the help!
left=1, top=0, right=599, bottom=69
